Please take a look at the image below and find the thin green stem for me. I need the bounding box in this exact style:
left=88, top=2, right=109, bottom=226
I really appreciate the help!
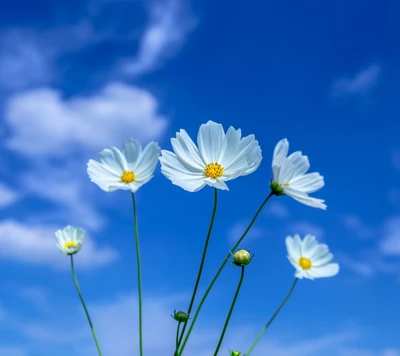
left=178, top=191, right=274, bottom=356
left=176, top=323, right=182, bottom=352
left=175, top=188, right=218, bottom=356
left=246, top=278, right=298, bottom=356
left=132, top=193, right=144, bottom=356
left=213, top=266, right=245, bottom=356
left=70, top=255, right=103, bottom=356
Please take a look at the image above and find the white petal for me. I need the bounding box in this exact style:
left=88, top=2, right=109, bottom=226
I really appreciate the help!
left=99, top=147, right=127, bottom=173
left=289, top=173, right=324, bottom=193
left=197, top=121, right=225, bottom=163
left=287, top=151, right=310, bottom=177
left=283, top=187, right=327, bottom=210
left=134, top=141, right=161, bottom=179
left=204, top=177, right=229, bottom=190
left=285, top=236, right=301, bottom=261
left=276, top=157, right=296, bottom=184
left=310, top=263, right=339, bottom=278
left=87, top=159, right=122, bottom=192
left=273, top=138, right=289, bottom=163
left=171, top=130, right=205, bottom=171
left=218, top=126, right=242, bottom=167
left=301, top=234, right=318, bottom=256
left=122, top=139, right=142, bottom=170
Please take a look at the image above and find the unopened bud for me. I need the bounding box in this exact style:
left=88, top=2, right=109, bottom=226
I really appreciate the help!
left=229, top=350, right=241, bottom=356
left=171, top=310, right=189, bottom=323
left=233, top=249, right=252, bottom=266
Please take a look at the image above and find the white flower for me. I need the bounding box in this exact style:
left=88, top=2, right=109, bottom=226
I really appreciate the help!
left=285, top=234, right=339, bottom=280
left=87, top=139, right=161, bottom=193
left=56, top=225, right=85, bottom=255
left=159, top=121, right=262, bottom=192
left=271, top=138, right=326, bottom=209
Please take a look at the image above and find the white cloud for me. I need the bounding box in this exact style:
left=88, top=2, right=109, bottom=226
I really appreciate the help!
left=288, top=221, right=324, bottom=239
left=0, top=219, right=117, bottom=269
left=380, top=215, right=400, bottom=256
left=265, top=201, right=289, bottom=219
left=0, top=183, right=19, bottom=208
left=121, top=0, right=196, bottom=76
left=341, top=214, right=375, bottom=239
left=331, top=64, right=380, bottom=97
left=5, top=82, right=167, bottom=157
left=227, top=221, right=266, bottom=245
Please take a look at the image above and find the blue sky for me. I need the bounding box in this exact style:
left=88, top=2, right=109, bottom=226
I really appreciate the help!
left=0, top=0, right=399, bottom=355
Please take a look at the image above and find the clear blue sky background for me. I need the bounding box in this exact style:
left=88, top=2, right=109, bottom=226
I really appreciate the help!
left=0, top=1, right=399, bottom=355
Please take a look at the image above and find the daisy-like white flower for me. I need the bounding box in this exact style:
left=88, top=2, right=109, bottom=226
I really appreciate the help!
left=87, top=139, right=161, bottom=193
left=56, top=225, right=85, bottom=255
left=270, top=138, right=326, bottom=209
left=159, top=120, right=262, bottom=192
left=285, top=234, right=339, bottom=280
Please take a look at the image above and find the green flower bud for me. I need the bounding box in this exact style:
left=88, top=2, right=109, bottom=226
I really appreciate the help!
left=229, top=350, right=242, bottom=356
left=171, top=310, right=189, bottom=323
left=270, top=180, right=285, bottom=196
left=232, top=249, right=252, bottom=266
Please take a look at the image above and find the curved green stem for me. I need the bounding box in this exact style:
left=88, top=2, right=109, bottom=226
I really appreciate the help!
left=175, top=188, right=218, bottom=355
left=176, top=322, right=182, bottom=352
left=178, top=192, right=274, bottom=356
left=70, top=255, right=103, bottom=356
left=213, top=266, right=245, bottom=356
left=246, top=278, right=298, bottom=356
left=132, top=193, right=144, bottom=356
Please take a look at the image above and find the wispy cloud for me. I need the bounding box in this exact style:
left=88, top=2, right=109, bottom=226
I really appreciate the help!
left=341, top=214, right=375, bottom=239
left=287, top=221, right=325, bottom=239
left=330, top=64, right=380, bottom=98
left=265, top=201, right=289, bottom=219
left=120, top=0, right=196, bottom=76
left=227, top=221, right=266, bottom=244
left=0, top=183, right=19, bottom=208
left=337, top=253, right=375, bottom=277
left=0, top=219, right=117, bottom=269
left=380, top=215, right=400, bottom=256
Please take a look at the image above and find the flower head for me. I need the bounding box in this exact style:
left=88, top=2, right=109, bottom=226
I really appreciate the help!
left=232, top=249, right=253, bottom=266
left=159, top=121, right=262, bottom=192
left=171, top=310, right=189, bottom=323
left=285, top=234, right=339, bottom=280
left=271, top=138, right=326, bottom=209
left=87, top=139, right=161, bottom=193
left=56, top=225, right=85, bottom=255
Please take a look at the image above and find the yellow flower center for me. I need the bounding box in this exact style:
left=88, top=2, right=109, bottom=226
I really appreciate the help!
left=64, top=241, right=77, bottom=248
left=284, top=182, right=290, bottom=186
left=299, top=257, right=312, bottom=269
left=121, top=170, right=136, bottom=183
left=204, top=163, right=224, bottom=178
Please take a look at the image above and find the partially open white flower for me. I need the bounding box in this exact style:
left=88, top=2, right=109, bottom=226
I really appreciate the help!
left=87, top=139, right=161, bottom=193
left=56, top=225, right=85, bottom=255
left=285, top=234, right=339, bottom=280
left=159, top=121, right=262, bottom=192
left=271, top=138, right=326, bottom=209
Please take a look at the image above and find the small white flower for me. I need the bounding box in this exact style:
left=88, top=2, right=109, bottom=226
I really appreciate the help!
left=56, top=225, right=85, bottom=255
left=285, top=234, right=339, bottom=280
left=271, top=138, right=326, bottom=209
left=87, top=139, right=161, bottom=193
left=159, top=120, right=262, bottom=192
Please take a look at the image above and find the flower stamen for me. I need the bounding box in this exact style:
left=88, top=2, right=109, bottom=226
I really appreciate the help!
left=64, top=241, right=77, bottom=248
left=204, top=163, right=224, bottom=179
left=299, top=257, right=312, bottom=269
left=121, top=170, right=136, bottom=183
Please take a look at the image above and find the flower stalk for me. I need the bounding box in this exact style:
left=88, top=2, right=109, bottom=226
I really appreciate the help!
left=213, top=265, right=245, bottom=356
left=245, top=278, right=298, bottom=356
left=70, top=255, right=103, bottom=356
left=178, top=191, right=274, bottom=356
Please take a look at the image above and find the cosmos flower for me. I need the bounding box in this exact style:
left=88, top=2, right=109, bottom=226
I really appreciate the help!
left=87, top=139, right=161, bottom=193
left=270, top=138, right=326, bottom=209
left=285, top=234, right=339, bottom=280
left=159, top=120, right=262, bottom=192
left=56, top=225, right=85, bottom=255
